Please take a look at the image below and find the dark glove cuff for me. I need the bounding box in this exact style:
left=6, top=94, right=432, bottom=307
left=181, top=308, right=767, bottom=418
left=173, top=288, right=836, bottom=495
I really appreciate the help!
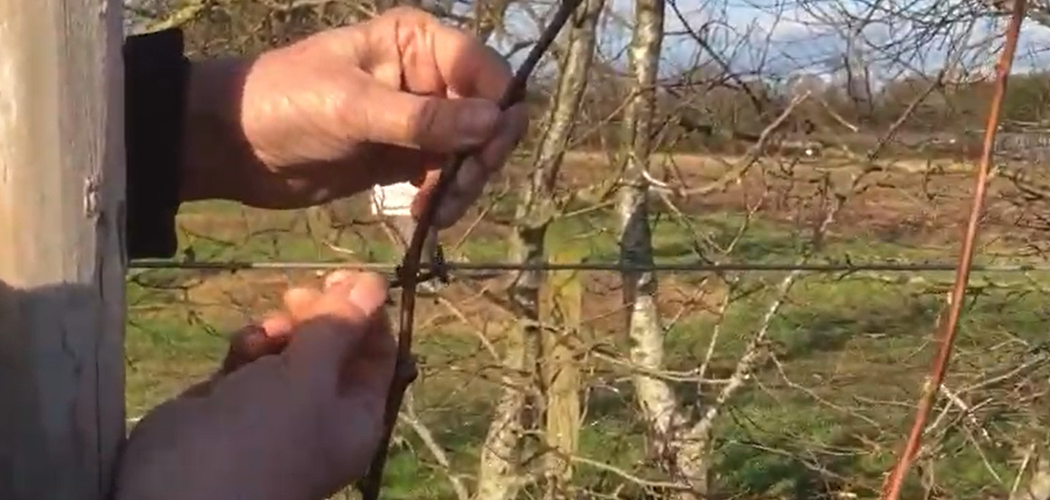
left=124, top=28, right=189, bottom=260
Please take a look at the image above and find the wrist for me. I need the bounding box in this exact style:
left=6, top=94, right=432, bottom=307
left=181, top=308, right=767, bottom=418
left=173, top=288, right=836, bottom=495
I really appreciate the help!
left=180, top=56, right=256, bottom=202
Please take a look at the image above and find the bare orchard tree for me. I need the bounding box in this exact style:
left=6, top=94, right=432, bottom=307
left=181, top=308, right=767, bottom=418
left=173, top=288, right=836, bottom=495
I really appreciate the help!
left=617, top=1, right=722, bottom=498
left=617, top=0, right=700, bottom=496
left=475, top=1, right=604, bottom=499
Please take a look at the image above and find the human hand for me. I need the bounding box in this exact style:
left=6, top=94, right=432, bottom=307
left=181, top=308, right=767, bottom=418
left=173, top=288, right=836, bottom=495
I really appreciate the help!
left=181, top=7, right=529, bottom=228
left=113, top=271, right=396, bottom=500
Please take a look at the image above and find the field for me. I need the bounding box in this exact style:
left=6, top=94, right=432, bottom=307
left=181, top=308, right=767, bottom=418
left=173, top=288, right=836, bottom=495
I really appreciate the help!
left=126, top=151, right=1050, bottom=499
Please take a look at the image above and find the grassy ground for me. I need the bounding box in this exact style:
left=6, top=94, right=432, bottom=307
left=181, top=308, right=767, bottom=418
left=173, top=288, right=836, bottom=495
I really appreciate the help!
left=125, top=153, right=1050, bottom=499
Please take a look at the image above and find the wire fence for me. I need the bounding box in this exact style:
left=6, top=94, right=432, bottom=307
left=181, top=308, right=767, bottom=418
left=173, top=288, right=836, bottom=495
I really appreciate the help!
left=129, top=258, right=1050, bottom=273
left=124, top=148, right=1050, bottom=499
left=119, top=4, right=1050, bottom=496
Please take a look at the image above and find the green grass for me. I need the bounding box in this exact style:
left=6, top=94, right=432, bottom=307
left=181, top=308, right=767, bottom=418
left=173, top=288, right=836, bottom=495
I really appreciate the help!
left=125, top=203, right=1050, bottom=499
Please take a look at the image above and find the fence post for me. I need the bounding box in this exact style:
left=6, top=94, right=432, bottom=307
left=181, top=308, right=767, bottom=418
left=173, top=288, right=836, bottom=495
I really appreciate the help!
left=0, top=0, right=127, bottom=499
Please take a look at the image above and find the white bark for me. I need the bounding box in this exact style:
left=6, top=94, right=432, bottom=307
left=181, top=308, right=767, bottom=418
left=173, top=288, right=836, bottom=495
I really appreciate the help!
left=475, top=333, right=530, bottom=500
left=618, top=0, right=704, bottom=496
left=475, top=1, right=596, bottom=498
left=617, top=2, right=807, bottom=497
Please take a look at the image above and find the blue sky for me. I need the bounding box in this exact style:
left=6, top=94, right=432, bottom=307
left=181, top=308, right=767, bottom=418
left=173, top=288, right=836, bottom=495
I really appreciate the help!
left=492, top=0, right=1050, bottom=82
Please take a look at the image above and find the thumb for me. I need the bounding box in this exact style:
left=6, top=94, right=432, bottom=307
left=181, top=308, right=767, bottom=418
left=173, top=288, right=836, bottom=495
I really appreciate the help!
left=360, top=84, right=502, bottom=153
left=282, top=273, right=390, bottom=389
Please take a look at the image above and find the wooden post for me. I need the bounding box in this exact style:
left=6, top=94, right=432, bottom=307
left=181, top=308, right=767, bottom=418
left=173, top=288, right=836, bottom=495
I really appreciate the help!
left=0, top=0, right=127, bottom=499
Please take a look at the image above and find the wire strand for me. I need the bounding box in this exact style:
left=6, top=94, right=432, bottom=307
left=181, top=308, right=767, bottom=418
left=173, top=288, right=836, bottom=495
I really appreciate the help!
left=127, top=259, right=1050, bottom=273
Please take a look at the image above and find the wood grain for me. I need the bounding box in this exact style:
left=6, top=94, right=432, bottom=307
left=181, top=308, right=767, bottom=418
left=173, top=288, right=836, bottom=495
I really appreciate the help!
left=0, top=0, right=126, bottom=498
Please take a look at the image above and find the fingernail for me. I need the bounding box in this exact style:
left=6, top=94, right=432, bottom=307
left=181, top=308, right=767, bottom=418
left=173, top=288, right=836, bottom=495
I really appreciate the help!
left=457, top=101, right=500, bottom=147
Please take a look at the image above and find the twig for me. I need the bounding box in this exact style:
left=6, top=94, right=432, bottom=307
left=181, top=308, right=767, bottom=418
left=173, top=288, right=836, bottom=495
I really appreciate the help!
left=355, top=2, right=586, bottom=498
left=569, top=454, right=689, bottom=491
left=937, top=384, right=992, bottom=442
left=816, top=95, right=860, bottom=133
left=878, top=2, right=1028, bottom=498
left=689, top=268, right=802, bottom=437
left=679, top=92, right=811, bottom=197
left=1010, top=443, right=1036, bottom=499
left=397, top=392, right=470, bottom=500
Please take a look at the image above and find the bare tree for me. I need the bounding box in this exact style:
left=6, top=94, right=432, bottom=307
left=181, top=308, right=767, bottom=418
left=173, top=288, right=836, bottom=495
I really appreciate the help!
left=475, top=2, right=603, bottom=499
left=617, top=0, right=714, bottom=498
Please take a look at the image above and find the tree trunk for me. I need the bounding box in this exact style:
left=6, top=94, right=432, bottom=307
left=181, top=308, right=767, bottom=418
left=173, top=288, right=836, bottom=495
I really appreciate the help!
left=540, top=242, right=585, bottom=500
left=474, top=323, right=531, bottom=500
left=476, top=1, right=600, bottom=498
left=618, top=0, right=710, bottom=497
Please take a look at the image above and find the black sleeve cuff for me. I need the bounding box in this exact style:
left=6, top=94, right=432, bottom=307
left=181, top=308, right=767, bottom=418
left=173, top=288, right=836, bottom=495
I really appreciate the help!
left=124, top=28, right=189, bottom=260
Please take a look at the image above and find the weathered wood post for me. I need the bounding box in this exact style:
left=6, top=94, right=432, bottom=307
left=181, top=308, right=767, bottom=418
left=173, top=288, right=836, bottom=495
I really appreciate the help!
left=0, top=0, right=127, bottom=499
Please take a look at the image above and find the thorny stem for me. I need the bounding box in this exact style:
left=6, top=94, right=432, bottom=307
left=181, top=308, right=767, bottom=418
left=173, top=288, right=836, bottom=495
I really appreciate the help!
left=355, top=1, right=586, bottom=498
left=878, top=1, right=1027, bottom=499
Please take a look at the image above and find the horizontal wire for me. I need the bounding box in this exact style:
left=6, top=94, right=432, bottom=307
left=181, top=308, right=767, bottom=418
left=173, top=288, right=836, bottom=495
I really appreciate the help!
left=127, top=259, right=1050, bottom=274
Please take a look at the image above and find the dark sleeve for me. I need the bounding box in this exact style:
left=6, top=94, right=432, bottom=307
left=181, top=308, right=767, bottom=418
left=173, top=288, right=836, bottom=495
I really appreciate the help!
left=124, top=28, right=190, bottom=260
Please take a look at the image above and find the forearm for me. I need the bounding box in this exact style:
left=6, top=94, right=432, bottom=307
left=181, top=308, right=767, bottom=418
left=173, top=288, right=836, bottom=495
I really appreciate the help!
left=178, top=57, right=257, bottom=203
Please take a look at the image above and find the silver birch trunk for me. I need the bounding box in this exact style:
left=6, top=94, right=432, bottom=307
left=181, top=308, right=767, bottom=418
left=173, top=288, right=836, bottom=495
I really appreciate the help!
left=618, top=0, right=705, bottom=497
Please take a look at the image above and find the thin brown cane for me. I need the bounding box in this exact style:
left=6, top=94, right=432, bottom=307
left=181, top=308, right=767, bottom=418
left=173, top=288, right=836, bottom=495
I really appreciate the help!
left=878, top=2, right=1028, bottom=499
left=355, top=1, right=586, bottom=498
